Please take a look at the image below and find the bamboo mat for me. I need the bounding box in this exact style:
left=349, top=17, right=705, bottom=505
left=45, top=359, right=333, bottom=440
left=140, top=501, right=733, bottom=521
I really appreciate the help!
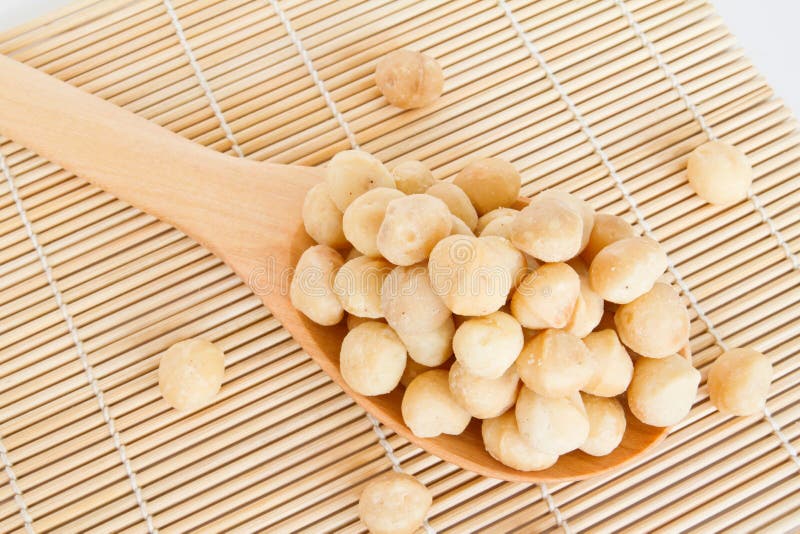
left=0, top=0, right=799, bottom=531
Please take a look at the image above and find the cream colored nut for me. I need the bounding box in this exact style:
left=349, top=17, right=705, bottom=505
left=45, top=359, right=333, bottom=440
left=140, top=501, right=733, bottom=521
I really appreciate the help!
left=426, top=182, right=478, bottom=231
left=302, top=182, right=348, bottom=248
left=381, top=264, right=450, bottom=333
left=476, top=207, right=518, bottom=234
left=400, top=358, right=433, bottom=388
left=359, top=471, right=432, bottom=534
left=334, top=256, right=393, bottom=318
left=453, top=311, right=524, bottom=379
left=582, top=329, right=633, bottom=397
left=326, top=150, right=395, bottom=211
left=708, top=347, right=772, bottom=416
left=479, top=214, right=516, bottom=240
left=515, top=387, right=589, bottom=455
left=402, top=370, right=471, bottom=438
left=343, top=187, right=405, bottom=257
left=396, top=315, right=455, bottom=366
left=453, top=158, right=521, bottom=215
left=290, top=245, right=344, bottom=326
left=481, top=411, right=558, bottom=471
left=564, top=275, right=604, bottom=338
left=480, top=235, right=527, bottom=290
left=391, top=160, right=436, bottom=194
left=158, top=339, right=225, bottom=411
left=511, top=196, right=583, bottom=262
left=449, top=214, right=474, bottom=236
left=377, top=194, right=452, bottom=265
left=340, top=322, right=406, bottom=396
left=588, top=236, right=668, bottom=304
left=428, top=235, right=523, bottom=315
left=579, top=393, right=626, bottom=457
left=511, top=262, right=580, bottom=330
left=448, top=361, right=519, bottom=419
left=615, top=283, right=690, bottom=359
left=375, top=49, right=444, bottom=109
left=628, top=354, right=700, bottom=427
left=516, top=329, right=594, bottom=398
left=581, top=213, right=636, bottom=264
left=347, top=314, right=385, bottom=330
left=535, top=190, right=595, bottom=252
left=687, top=140, right=753, bottom=205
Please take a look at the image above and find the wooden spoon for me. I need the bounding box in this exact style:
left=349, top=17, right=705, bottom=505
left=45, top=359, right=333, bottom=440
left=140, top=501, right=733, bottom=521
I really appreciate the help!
left=0, top=54, right=667, bottom=482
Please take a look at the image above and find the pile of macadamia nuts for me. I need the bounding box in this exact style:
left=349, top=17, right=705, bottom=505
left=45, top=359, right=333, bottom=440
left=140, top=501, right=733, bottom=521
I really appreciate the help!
left=293, top=147, right=775, bottom=476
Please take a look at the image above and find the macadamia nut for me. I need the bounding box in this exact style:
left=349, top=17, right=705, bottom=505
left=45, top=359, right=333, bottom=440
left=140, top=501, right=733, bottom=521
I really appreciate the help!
left=428, top=235, right=520, bottom=316
left=579, top=393, right=626, bottom=456
left=381, top=265, right=450, bottom=333
left=512, top=196, right=583, bottom=262
left=535, top=190, right=595, bottom=252
left=302, top=182, right=348, bottom=248
left=334, top=256, right=393, bottom=318
left=615, top=283, right=690, bottom=359
left=340, top=322, right=406, bottom=396
left=426, top=182, right=478, bottom=231
left=326, top=150, right=395, bottom=211
left=396, top=315, right=455, bottom=366
left=582, top=329, right=633, bottom=397
left=159, top=339, right=225, bottom=411
left=391, top=160, right=436, bottom=194
left=452, top=310, right=524, bottom=379
left=343, top=187, right=405, bottom=257
left=402, top=370, right=471, bottom=437
left=479, top=214, right=516, bottom=240
left=359, top=471, right=432, bottom=534
left=515, top=388, right=589, bottom=455
left=511, top=263, right=580, bottom=330
left=628, top=354, right=700, bottom=427
left=449, top=214, right=474, bottom=236
left=564, top=275, right=604, bottom=338
left=375, top=49, right=444, bottom=109
left=581, top=213, right=636, bottom=263
left=686, top=140, right=753, bottom=205
left=476, top=207, right=519, bottom=234
left=377, top=194, right=452, bottom=265
left=708, top=347, right=772, bottom=416
left=290, top=245, right=344, bottom=326
left=589, top=236, right=668, bottom=304
left=453, top=158, right=521, bottom=215
left=516, top=329, right=594, bottom=398
left=448, top=361, right=519, bottom=419
left=480, top=236, right=527, bottom=290
left=482, top=411, right=558, bottom=471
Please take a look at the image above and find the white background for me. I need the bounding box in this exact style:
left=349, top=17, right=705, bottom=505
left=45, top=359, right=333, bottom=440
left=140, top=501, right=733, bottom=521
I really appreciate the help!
left=1, top=0, right=798, bottom=115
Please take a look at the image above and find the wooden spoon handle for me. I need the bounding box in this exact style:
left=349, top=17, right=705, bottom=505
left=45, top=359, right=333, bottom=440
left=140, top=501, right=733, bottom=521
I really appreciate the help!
left=0, top=54, right=320, bottom=266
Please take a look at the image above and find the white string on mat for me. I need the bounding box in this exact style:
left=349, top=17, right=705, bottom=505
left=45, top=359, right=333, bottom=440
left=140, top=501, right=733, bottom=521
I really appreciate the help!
left=266, top=0, right=361, bottom=150
left=267, top=2, right=433, bottom=532
left=616, top=0, right=800, bottom=271
left=501, top=0, right=800, bottom=475
left=1, top=152, right=159, bottom=534
left=162, top=0, right=244, bottom=158
left=0, top=435, right=34, bottom=534
left=539, top=483, right=572, bottom=534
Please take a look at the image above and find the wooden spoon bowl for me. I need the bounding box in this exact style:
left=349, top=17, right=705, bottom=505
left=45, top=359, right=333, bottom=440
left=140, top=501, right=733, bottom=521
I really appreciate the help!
left=0, top=55, right=667, bottom=482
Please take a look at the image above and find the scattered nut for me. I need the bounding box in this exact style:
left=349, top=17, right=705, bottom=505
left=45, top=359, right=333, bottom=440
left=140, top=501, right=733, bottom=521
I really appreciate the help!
left=686, top=140, right=752, bottom=205
left=708, top=347, right=772, bottom=416
left=159, top=339, right=225, bottom=411
left=359, top=471, right=432, bottom=534
left=375, top=49, right=444, bottom=109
